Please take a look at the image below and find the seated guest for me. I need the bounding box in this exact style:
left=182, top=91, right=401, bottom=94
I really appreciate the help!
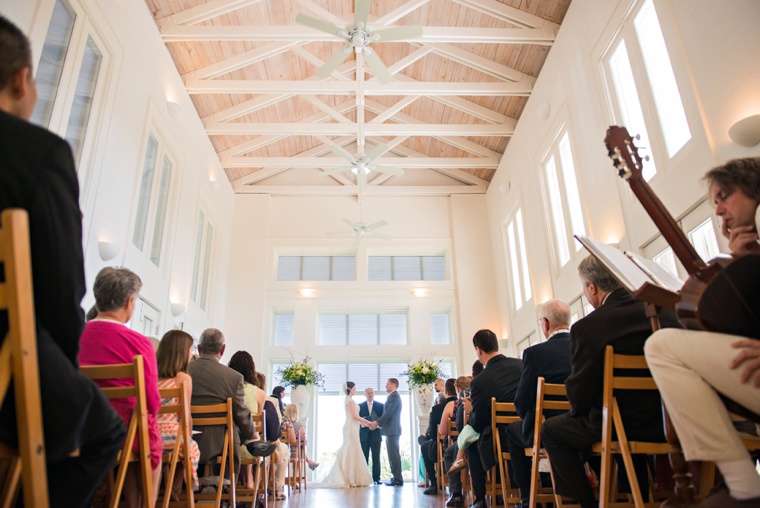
left=435, top=378, right=446, bottom=405
left=438, top=376, right=469, bottom=506
left=506, top=299, right=573, bottom=508
left=646, top=157, right=760, bottom=508
left=188, top=329, right=255, bottom=478
left=541, top=256, right=679, bottom=508
left=156, top=330, right=201, bottom=495
left=257, top=373, right=288, bottom=500
left=463, top=330, right=523, bottom=508
left=421, top=378, right=458, bottom=494
left=443, top=362, right=482, bottom=507
left=227, top=350, right=264, bottom=489
left=0, top=16, right=124, bottom=508
left=271, top=385, right=286, bottom=414
left=282, top=404, right=319, bottom=470
left=79, top=267, right=162, bottom=508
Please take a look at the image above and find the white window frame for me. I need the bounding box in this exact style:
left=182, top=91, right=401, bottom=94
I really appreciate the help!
left=190, top=207, right=216, bottom=313
left=539, top=128, right=587, bottom=273
left=599, top=0, right=695, bottom=181
left=430, top=311, right=453, bottom=345
left=317, top=310, right=409, bottom=346
left=272, top=310, right=295, bottom=346
left=502, top=206, right=533, bottom=312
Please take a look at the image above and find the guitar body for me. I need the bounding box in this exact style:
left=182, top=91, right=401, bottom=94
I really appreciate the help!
left=677, top=254, right=760, bottom=339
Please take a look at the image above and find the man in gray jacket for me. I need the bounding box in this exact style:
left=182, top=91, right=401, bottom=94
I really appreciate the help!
left=188, top=328, right=255, bottom=475
left=373, top=378, right=404, bottom=486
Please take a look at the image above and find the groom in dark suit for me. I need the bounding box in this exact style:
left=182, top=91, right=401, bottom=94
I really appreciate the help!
left=373, top=378, right=403, bottom=486
left=359, top=387, right=384, bottom=483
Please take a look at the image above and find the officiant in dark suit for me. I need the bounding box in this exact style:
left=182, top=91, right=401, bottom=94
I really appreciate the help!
left=359, top=387, right=384, bottom=484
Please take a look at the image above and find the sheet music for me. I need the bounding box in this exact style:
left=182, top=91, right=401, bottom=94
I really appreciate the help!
left=574, top=235, right=654, bottom=292
left=624, top=251, right=684, bottom=293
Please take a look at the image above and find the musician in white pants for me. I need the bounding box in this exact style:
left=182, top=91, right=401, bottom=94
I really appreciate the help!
left=645, top=157, right=760, bottom=508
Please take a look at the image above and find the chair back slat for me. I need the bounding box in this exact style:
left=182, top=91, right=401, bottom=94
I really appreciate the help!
left=191, top=399, right=236, bottom=507
left=0, top=209, right=48, bottom=508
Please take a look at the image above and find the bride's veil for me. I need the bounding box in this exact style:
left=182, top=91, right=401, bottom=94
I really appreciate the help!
left=340, top=381, right=348, bottom=397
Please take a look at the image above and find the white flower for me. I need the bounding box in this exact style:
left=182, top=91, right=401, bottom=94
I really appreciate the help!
left=422, top=367, right=429, bottom=374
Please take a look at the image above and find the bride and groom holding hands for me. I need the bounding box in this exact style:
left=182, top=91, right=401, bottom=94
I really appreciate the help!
left=316, top=378, right=404, bottom=488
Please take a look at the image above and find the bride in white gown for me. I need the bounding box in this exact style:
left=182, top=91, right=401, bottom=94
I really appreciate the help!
left=315, top=381, right=374, bottom=488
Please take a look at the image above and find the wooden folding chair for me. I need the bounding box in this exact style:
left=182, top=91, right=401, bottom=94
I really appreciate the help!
left=191, top=398, right=236, bottom=508
left=436, top=428, right=449, bottom=494
left=590, top=345, right=670, bottom=508
left=80, top=356, right=153, bottom=508
left=157, top=382, right=195, bottom=508
left=0, top=209, right=48, bottom=508
left=530, top=377, right=571, bottom=508
left=237, top=411, right=268, bottom=508
left=281, top=427, right=305, bottom=494
left=491, top=399, right=521, bottom=505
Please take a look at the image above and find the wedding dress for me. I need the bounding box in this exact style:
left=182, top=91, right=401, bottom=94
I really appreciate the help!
left=314, top=393, right=373, bottom=488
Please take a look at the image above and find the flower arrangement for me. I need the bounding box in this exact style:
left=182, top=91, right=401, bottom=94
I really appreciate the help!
left=276, top=355, right=325, bottom=388
left=401, top=357, right=444, bottom=387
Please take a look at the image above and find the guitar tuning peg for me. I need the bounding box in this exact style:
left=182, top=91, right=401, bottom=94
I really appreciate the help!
left=634, top=134, right=641, bottom=141
left=644, top=155, right=650, bottom=162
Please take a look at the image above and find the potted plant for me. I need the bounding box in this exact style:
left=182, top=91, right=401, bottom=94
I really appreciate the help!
left=401, top=357, right=444, bottom=415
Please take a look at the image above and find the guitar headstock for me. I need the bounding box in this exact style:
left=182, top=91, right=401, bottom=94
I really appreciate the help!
left=605, top=126, right=645, bottom=181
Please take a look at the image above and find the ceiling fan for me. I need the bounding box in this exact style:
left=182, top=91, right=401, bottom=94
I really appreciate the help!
left=327, top=218, right=391, bottom=247
left=321, top=143, right=404, bottom=188
left=295, top=0, right=423, bottom=83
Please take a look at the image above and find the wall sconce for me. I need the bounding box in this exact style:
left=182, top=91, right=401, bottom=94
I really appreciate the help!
left=411, top=288, right=426, bottom=297
left=170, top=302, right=186, bottom=317
left=209, top=178, right=221, bottom=193
left=498, top=338, right=509, bottom=351
left=728, top=114, right=760, bottom=147
left=98, top=241, right=119, bottom=261
left=166, top=99, right=182, bottom=119
left=298, top=288, right=314, bottom=297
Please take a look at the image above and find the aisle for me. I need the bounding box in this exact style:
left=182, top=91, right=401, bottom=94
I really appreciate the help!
left=275, top=481, right=455, bottom=507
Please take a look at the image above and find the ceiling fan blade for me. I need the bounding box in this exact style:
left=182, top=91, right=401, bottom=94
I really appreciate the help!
left=356, top=168, right=368, bottom=188
left=373, top=165, right=405, bottom=176
left=365, top=143, right=389, bottom=162
left=354, top=0, right=370, bottom=25
left=320, top=166, right=353, bottom=176
left=342, top=218, right=358, bottom=229
left=328, top=144, right=357, bottom=163
left=365, top=220, right=388, bottom=231
left=316, top=46, right=353, bottom=79
left=372, top=233, right=392, bottom=241
left=327, top=231, right=354, bottom=236
left=363, top=49, right=393, bottom=84
left=295, top=13, right=345, bottom=37
left=373, top=25, right=423, bottom=42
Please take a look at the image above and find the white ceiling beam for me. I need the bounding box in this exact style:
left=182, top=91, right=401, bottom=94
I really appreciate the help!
left=424, top=43, right=536, bottom=84
left=374, top=0, right=432, bottom=25
left=231, top=136, right=356, bottom=185
left=233, top=184, right=487, bottom=195
left=221, top=157, right=499, bottom=168
left=201, top=63, right=355, bottom=124
left=156, top=0, right=262, bottom=28
left=295, top=0, right=346, bottom=27
left=187, top=80, right=532, bottom=96
left=451, top=0, right=560, bottom=30
left=207, top=123, right=514, bottom=136
left=216, top=99, right=356, bottom=158
left=182, top=41, right=299, bottom=81
left=299, top=96, right=352, bottom=123
left=289, top=46, right=353, bottom=82
left=160, top=26, right=556, bottom=44
left=364, top=99, right=504, bottom=158
left=383, top=46, right=434, bottom=77
left=369, top=96, right=419, bottom=124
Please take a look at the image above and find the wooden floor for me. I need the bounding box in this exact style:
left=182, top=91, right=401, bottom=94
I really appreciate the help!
left=272, top=482, right=459, bottom=507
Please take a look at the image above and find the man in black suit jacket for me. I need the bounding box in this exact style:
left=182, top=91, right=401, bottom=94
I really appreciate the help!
left=359, top=387, right=384, bottom=483
left=541, top=256, right=679, bottom=508
left=421, top=378, right=458, bottom=495
left=506, top=299, right=573, bottom=507
left=463, top=329, right=523, bottom=508
left=0, top=16, right=125, bottom=508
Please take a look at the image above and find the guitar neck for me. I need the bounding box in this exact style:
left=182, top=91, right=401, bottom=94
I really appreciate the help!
left=627, top=179, right=707, bottom=274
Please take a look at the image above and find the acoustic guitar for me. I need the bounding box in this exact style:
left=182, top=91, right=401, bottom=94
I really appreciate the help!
left=604, top=125, right=760, bottom=339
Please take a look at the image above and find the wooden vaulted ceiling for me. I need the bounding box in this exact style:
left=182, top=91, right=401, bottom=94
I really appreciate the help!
left=143, top=0, right=571, bottom=196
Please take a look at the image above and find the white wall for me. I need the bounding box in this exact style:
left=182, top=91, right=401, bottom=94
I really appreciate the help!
left=6, top=0, right=236, bottom=340
left=486, top=0, right=760, bottom=354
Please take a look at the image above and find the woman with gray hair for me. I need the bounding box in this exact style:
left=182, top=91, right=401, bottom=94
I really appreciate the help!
left=79, top=267, right=162, bottom=508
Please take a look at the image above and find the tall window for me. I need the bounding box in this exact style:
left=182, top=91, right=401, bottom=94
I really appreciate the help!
left=504, top=208, right=532, bottom=311
left=272, top=311, right=295, bottom=346
left=318, top=312, right=408, bottom=346
left=368, top=256, right=446, bottom=281
left=132, top=132, right=175, bottom=267
left=191, top=210, right=215, bottom=311
left=277, top=256, right=355, bottom=281
left=542, top=130, right=586, bottom=268
left=430, top=312, right=451, bottom=345
left=604, top=0, right=691, bottom=180
left=31, top=0, right=106, bottom=168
